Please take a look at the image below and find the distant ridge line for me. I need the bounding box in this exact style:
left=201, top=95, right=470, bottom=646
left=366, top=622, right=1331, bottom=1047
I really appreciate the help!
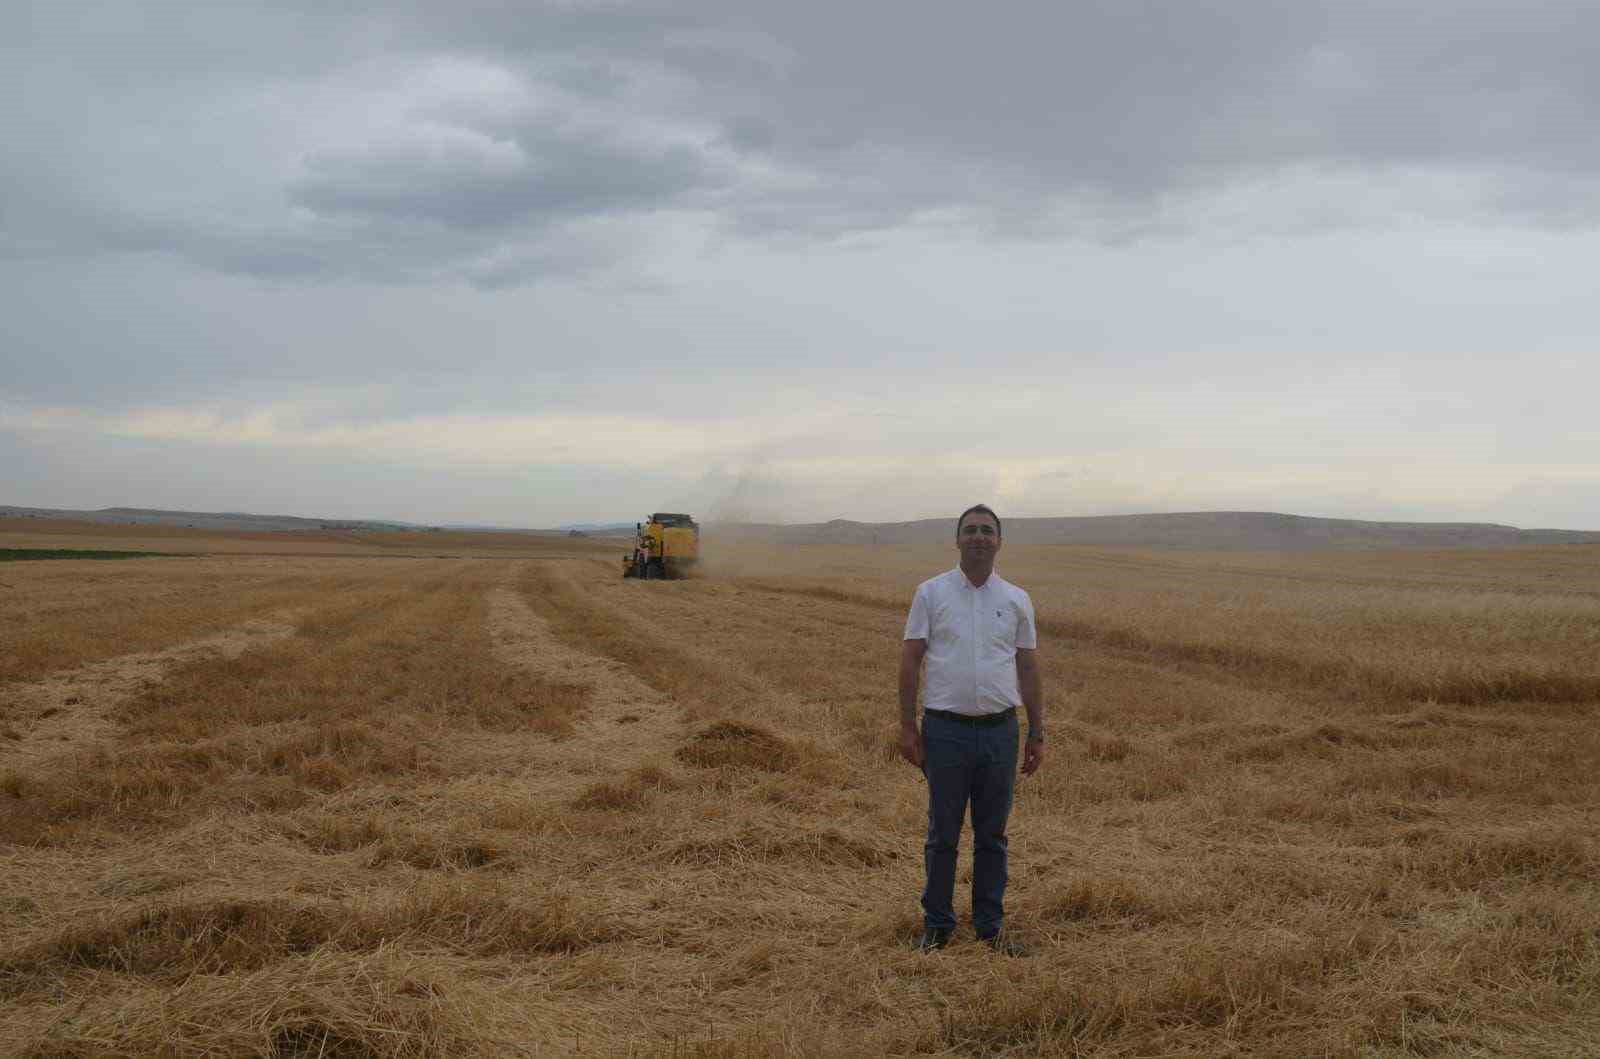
left=0, top=505, right=422, bottom=534
left=5, top=505, right=1598, bottom=549
left=711, top=511, right=1600, bottom=551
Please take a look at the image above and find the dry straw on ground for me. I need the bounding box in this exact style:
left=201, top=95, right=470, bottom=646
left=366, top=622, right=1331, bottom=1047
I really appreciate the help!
left=2, top=523, right=1597, bottom=1056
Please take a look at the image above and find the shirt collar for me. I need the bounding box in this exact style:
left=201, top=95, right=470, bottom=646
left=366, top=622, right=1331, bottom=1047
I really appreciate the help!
left=954, top=565, right=996, bottom=590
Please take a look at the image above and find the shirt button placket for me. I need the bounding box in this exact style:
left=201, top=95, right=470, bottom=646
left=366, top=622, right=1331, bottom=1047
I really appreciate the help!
left=969, top=585, right=979, bottom=708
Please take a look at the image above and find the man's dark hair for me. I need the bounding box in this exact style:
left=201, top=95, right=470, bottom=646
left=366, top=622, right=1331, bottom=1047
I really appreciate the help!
left=956, top=503, right=1001, bottom=539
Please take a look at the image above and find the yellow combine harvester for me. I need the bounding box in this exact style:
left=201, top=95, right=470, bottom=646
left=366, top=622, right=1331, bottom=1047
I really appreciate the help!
left=622, top=512, right=699, bottom=579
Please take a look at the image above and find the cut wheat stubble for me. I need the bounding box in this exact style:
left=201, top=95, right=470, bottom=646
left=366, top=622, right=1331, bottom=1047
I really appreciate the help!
left=1, top=538, right=1597, bottom=1057
left=0, top=616, right=296, bottom=769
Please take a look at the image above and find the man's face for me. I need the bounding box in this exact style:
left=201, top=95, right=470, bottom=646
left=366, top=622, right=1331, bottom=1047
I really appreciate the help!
left=956, top=512, right=1001, bottom=565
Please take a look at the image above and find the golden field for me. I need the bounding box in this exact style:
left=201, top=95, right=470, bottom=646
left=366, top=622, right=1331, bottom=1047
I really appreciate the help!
left=2, top=521, right=1597, bottom=1057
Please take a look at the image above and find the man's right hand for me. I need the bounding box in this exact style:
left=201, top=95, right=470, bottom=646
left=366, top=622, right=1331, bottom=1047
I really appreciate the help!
left=898, top=724, right=924, bottom=768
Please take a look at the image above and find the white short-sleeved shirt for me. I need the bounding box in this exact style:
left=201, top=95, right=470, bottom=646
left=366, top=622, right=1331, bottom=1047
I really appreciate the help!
left=904, top=567, right=1038, bottom=716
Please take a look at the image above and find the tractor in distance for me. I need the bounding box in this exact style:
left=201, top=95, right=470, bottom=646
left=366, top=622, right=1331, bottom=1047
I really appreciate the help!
left=622, top=512, right=699, bottom=579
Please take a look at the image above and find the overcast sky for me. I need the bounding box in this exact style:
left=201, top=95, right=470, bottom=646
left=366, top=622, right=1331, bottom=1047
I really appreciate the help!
left=4, top=1, right=1598, bottom=528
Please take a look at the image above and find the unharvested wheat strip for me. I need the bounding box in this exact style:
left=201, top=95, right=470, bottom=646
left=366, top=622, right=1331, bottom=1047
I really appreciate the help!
left=484, top=584, right=680, bottom=798
left=0, top=616, right=296, bottom=767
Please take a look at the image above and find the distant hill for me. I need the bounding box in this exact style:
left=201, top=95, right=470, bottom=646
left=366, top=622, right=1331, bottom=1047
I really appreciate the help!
left=0, top=505, right=641, bottom=537
left=713, top=512, right=1600, bottom=551
left=7, top=505, right=1598, bottom=550
left=0, top=505, right=427, bottom=533
left=553, top=522, right=638, bottom=534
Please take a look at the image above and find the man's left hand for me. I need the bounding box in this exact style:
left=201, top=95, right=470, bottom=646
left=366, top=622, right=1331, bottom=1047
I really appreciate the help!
left=1022, top=737, right=1045, bottom=776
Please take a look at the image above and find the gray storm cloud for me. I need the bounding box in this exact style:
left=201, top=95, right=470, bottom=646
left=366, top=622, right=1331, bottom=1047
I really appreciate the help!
left=8, top=1, right=1600, bottom=285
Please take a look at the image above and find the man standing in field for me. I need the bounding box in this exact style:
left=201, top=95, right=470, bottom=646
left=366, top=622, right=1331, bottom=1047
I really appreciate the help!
left=899, top=504, right=1044, bottom=955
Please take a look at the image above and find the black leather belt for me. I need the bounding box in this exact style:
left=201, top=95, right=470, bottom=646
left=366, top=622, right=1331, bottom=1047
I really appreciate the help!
left=923, top=707, right=1015, bottom=727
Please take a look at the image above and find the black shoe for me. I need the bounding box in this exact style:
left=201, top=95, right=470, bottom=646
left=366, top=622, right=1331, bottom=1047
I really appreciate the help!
left=916, top=928, right=953, bottom=952
left=979, top=933, right=1030, bottom=957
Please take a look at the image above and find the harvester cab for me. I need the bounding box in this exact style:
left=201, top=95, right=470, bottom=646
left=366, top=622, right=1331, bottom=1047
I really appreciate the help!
left=622, top=512, right=699, bottom=579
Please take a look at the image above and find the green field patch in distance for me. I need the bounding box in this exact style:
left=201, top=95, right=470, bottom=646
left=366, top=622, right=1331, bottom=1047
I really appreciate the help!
left=0, top=548, right=194, bottom=562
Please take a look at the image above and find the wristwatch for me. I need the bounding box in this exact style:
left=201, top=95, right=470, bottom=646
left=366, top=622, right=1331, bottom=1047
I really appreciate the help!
left=1026, top=731, right=1044, bottom=744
